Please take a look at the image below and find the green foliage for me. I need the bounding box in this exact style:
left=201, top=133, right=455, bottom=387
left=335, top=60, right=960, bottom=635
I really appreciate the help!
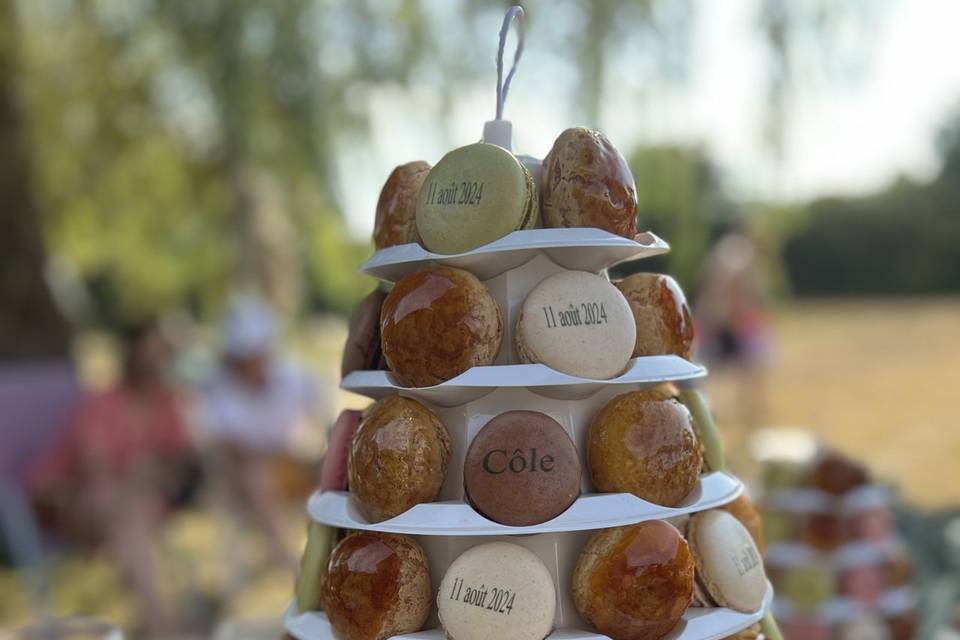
left=783, top=178, right=960, bottom=296
left=625, top=145, right=729, bottom=289
left=7, top=0, right=699, bottom=325
left=303, top=216, right=376, bottom=316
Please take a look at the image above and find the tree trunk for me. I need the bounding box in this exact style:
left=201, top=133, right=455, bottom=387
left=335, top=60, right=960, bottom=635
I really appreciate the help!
left=0, top=3, right=70, bottom=359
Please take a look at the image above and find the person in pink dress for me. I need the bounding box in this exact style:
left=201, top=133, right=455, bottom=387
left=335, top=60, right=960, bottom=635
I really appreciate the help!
left=30, top=322, right=190, bottom=634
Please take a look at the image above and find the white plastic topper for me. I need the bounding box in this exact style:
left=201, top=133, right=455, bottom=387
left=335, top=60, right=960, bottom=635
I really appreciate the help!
left=360, top=228, right=669, bottom=283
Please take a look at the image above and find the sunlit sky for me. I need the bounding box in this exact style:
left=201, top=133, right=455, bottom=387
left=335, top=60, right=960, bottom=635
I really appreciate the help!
left=339, top=0, right=960, bottom=239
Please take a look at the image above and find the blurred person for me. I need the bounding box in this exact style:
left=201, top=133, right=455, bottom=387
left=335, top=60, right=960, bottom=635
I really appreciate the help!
left=197, top=297, right=324, bottom=579
left=695, top=232, right=775, bottom=445
left=28, top=322, right=190, bottom=635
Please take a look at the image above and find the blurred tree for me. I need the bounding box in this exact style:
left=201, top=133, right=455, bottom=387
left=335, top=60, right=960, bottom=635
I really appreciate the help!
left=783, top=180, right=960, bottom=296
left=623, top=145, right=729, bottom=289
left=0, top=0, right=70, bottom=359
left=7, top=0, right=697, bottom=326
left=757, top=0, right=884, bottom=189
left=782, top=103, right=960, bottom=297
left=935, top=101, right=960, bottom=199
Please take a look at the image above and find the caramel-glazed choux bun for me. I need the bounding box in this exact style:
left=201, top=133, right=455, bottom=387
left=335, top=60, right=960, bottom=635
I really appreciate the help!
left=542, top=127, right=639, bottom=239
left=323, top=532, right=431, bottom=640
left=348, top=395, right=451, bottom=523
left=380, top=265, right=503, bottom=387
left=573, top=521, right=694, bottom=640
left=373, top=161, right=431, bottom=249
left=614, top=272, right=694, bottom=360
left=587, top=387, right=702, bottom=507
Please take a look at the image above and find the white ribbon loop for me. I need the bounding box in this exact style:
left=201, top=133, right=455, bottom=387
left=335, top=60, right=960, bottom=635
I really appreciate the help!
left=496, top=5, right=525, bottom=121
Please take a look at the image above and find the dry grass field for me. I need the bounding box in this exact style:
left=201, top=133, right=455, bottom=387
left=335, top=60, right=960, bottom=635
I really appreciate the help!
left=706, top=297, right=960, bottom=509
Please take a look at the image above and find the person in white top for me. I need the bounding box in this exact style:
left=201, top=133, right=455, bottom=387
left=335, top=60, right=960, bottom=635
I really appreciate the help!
left=199, top=296, right=322, bottom=574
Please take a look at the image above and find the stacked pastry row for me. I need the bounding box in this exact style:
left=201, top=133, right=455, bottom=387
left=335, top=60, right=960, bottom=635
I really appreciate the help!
left=764, top=453, right=900, bottom=550
left=322, top=385, right=722, bottom=527
left=760, top=449, right=916, bottom=640
left=343, top=264, right=692, bottom=388
left=356, top=125, right=692, bottom=390
left=373, top=128, right=641, bottom=255
left=298, top=504, right=768, bottom=640
left=292, top=126, right=775, bottom=640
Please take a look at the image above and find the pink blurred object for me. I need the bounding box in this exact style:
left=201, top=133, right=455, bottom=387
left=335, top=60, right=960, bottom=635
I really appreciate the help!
left=848, top=509, right=894, bottom=542
left=319, top=410, right=361, bottom=492
left=842, top=565, right=888, bottom=605
left=0, top=362, right=78, bottom=482
left=780, top=617, right=832, bottom=640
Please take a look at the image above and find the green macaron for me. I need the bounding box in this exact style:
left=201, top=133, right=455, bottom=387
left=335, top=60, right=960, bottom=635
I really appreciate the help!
left=416, top=142, right=537, bottom=254
left=294, top=521, right=335, bottom=612
left=761, top=613, right=784, bottom=640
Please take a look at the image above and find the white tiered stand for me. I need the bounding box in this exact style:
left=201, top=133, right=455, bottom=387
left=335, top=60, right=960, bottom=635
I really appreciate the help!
left=285, top=228, right=774, bottom=640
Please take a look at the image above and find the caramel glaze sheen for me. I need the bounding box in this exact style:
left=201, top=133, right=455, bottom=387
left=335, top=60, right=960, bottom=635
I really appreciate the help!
left=373, top=161, right=431, bottom=249
left=615, top=273, right=694, bottom=360
left=323, top=532, right=432, bottom=640
left=542, top=127, right=639, bottom=239
left=720, top=494, right=766, bottom=555
left=574, top=521, right=694, bottom=640
left=380, top=265, right=503, bottom=387
left=587, top=389, right=702, bottom=507
left=348, top=395, right=451, bottom=523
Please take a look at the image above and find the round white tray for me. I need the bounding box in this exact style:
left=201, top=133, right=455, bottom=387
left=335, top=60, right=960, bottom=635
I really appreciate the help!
left=284, top=582, right=773, bottom=640
left=362, top=228, right=669, bottom=282
left=308, top=472, right=742, bottom=536
left=341, top=356, right=705, bottom=406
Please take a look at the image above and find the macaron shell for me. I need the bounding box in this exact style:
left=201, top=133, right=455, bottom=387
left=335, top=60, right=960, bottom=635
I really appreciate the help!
left=720, top=494, right=766, bottom=555
left=542, top=127, right=638, bottom=238
left=760, top=614, right=784, bottom=640
left=516, top=271, right=636, bottom=379
left=463, top=410, right=581, bottom=526
left=437, top=542, right=556, bottom=640
left=341, top=288, right=387, bottom=379
left=320, top=409, right=362, bottom=493
left=689, top=510, right=767, bottom=613
left=373, top=161, right=431, bottom=249
left=520, top=162, right=539, bottom=230
left=417, top=143, right=537, bottom=254
left=615, top=272, right=694, bottom=359
left=691, top=576, right=714, bottom=608
left=295, top=521, right=335, bottom=613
